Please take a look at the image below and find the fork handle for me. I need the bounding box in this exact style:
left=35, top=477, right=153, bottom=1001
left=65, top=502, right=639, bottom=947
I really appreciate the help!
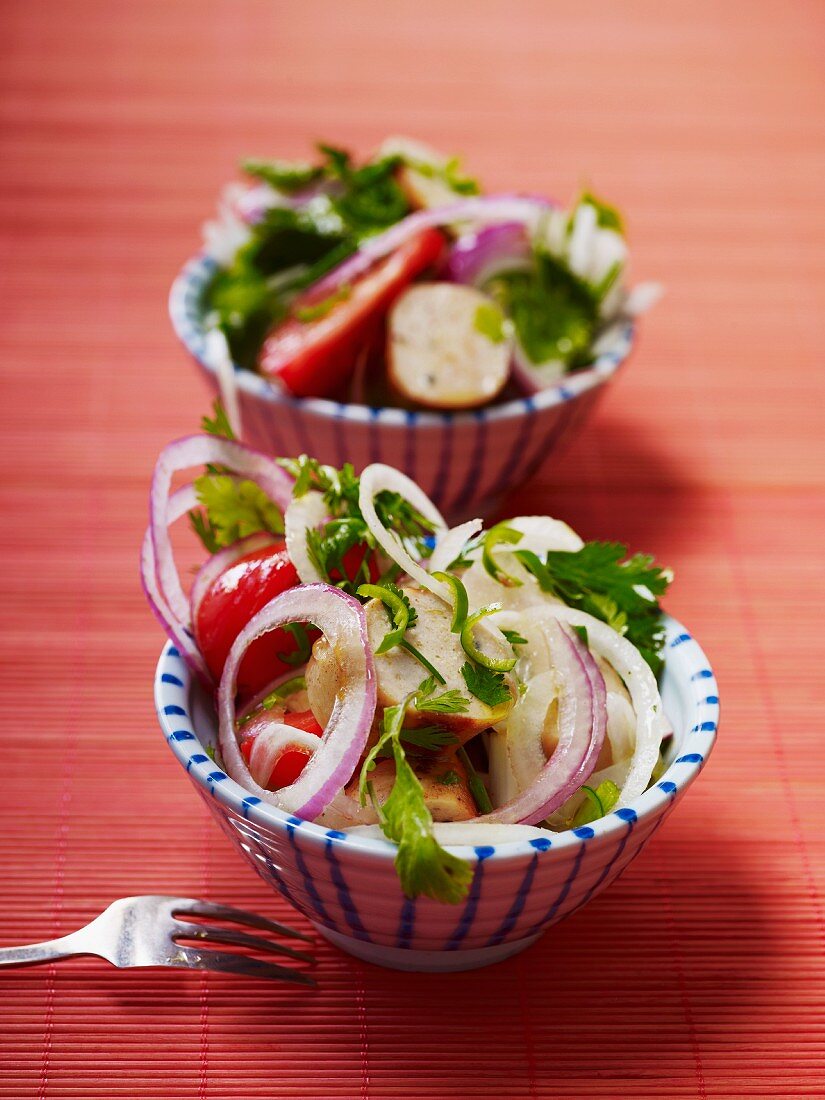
left=0, top=932, right=90, bottom=967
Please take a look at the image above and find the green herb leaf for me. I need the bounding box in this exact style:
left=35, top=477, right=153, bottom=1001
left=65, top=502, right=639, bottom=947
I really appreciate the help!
left=414, top=676, right=471, bottom=715
left=460, top=662, right=512, bottom=710
left=456, top=745, right=493, bottom=814
left=515, top=540, right=672, bottom=675
left=277, top=623, right=312, bottom=667
left=201, top=399, right=236, bottom=440
left=190, top=473, right=284, bottom=551
left=377, top=725, right=459, bottom=756
left=473, top=302, right=507, bottom=344
left=502, top=628, right=528, bottom=648
left=242, top=157, right=323, bottom=193
left=359, top=696, right=473, bottom=904
left=579, top=190, right=625, bottom=233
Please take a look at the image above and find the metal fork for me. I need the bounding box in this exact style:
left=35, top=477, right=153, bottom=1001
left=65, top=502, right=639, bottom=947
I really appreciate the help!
left=0, top=895, right=316, bottom=985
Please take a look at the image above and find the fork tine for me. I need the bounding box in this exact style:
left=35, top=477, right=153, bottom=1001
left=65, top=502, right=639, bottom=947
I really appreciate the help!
left=170, top=946, right=317, bottom=986
left=174, top=899, right=313, bottom=942
left=173, top=921, right=314, bottom=964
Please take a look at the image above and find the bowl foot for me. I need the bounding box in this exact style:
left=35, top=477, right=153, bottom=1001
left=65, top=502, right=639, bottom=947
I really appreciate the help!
left=313, top=923, right=543, bottom=972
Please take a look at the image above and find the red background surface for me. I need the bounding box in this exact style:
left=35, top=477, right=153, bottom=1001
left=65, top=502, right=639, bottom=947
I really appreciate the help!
left=1, top=1, right=824, bottom=1096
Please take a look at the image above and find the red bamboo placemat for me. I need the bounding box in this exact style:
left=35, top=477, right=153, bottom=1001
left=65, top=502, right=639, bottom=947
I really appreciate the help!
left=1, top=0, right=823, bottom=1096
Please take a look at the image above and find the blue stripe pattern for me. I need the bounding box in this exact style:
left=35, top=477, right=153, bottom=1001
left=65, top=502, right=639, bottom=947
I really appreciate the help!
left=524, top=840, right=589, bottom=938
left=285, top=817, right=337, bottom=930
left=396, top=898, right=416, bottom=950
left=486, top=853, right=540, bottom=947
left=325, top=832, right=371, bottom=942
left=445, top=846, right=494, bottom=950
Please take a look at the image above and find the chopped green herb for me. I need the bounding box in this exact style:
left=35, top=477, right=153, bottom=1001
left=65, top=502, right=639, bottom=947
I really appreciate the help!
left=457, top=746, right=493, bottom=814
left=189, top=473, right=284, bottom=552
left=376, top=725, right=459, bottom=756
left=473, top=302, right=507, bottom=344
left=438, top=770, right=462, bottom=787
left=399, top=639, right=446, bottom=684
left=571, top=625, right=589, bottom=648
left=502, top=628, right=528, bottom=648
left=460, top=661, right=512, bottom=711
left=277, top=623, right=312, bottom=667
left=359, top=696, right=473, bottom=904
left=242, top=157, right=323, bottom=193
left=580, top=190, right=624, bottom=233
left=201, top=399, right=236, bottom=440
left=515, top=540, right=672, bottom=675
left=414, top=676, right=470, bottom=715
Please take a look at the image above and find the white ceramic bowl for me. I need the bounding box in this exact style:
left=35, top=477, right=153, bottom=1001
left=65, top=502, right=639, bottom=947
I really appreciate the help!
left=154, top=614, right=718, bottom=972
left=169, top=254, right=636, bottom=520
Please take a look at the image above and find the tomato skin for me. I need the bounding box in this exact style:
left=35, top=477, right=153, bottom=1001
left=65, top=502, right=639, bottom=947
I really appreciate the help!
left=259, top=228, right=446, bottom=398
left=282, top=710, right=324, bottom=736
left=267, top=746, right=314, bottom=788
left=193, top=538, right=378, bottom=701
left=193, top=539, right=303, bottom=700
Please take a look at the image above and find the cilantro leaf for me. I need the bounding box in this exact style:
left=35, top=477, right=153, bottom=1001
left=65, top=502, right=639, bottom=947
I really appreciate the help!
left=502, top=628, right=528, bottom=648
left=357, top=581, right=418, bottom=654
left=359, top=697, right=473, bottom=904
left=242, top=157, right=323, bottom=193
left=201, top=399, right=236, bottom=440
left=414, top=676, right=470, bottom=715
left=515, top=540, right=672, bottom=675
left=460, top=662, right=512, bottom=710
left=190, top=473, right=284, bottom=551
left=377, top=725, right=458, bottom=757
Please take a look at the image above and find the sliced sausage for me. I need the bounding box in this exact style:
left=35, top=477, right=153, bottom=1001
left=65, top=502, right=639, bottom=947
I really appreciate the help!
left=388, top=283, right=511, bottom=410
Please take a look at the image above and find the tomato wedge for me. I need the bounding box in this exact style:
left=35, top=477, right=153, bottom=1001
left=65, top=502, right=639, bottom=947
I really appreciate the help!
left=193, top=539, right=378, bottom=700
left=193, top=539, right=304, bottom=699
left=258, top=227, right=446, bottom=398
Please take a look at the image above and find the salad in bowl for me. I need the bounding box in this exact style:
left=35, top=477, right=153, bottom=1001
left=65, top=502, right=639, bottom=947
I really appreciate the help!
left=185, top=136, right=659, bottom=414
left=144, top=413, right=701, bottom=933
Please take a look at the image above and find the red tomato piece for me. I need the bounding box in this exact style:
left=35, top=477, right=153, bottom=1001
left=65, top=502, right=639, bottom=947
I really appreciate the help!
left=193, top=539, right=305, bottom=700
left=267, top=747, right=313, bottom=789
left=282, top=710, right=324, bottom=736
left=258, top=228, right=446, bottom=398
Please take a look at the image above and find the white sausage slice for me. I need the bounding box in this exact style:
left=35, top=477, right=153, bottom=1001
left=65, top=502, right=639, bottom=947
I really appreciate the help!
left=388, top=283, right=511, bottom=410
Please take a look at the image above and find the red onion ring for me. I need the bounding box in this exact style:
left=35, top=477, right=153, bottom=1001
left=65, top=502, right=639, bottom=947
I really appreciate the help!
left=444, top=222, right=532, bottom=286
left=141, top=485, right=210, bottom=683
left=475, top=621, right=603, bottom=826
left=149, top=434, right=294, bottom=630
left=217, top=583, right=376, bottom=821
left=311, top=195, right=550, bottom=299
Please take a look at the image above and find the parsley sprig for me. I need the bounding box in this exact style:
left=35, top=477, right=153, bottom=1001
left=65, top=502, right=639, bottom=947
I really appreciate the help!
left=359, top=696, right=473, bottom=904
left=515, top=541, right=672, bottom=675
left=280, top=455, right=437, bottom=595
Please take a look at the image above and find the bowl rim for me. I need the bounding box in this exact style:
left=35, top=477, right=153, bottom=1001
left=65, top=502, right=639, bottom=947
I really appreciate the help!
left=169, top=251, right=636, bottom=428
left=155, top=613, right=718, bottom=863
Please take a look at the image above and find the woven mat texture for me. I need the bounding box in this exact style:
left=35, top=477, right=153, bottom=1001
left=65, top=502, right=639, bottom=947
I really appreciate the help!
left=1, top=1, right=823, bottom=1096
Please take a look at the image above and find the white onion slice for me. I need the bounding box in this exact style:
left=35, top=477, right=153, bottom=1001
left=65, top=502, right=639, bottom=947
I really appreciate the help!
left=246, top=724, right=320, bottom=789
left=531, top=605, right=663, bottom=807
left=150, top=434, right=294, bottom=628
left=358, top=463, right=450, bottom=602
left=475, top=621, right=602, bottom=826
left=217, top=583, right=376, bottom=821
left=428, top=518, right=482, bottom=576
left=284, top=491, right=328, bottom=584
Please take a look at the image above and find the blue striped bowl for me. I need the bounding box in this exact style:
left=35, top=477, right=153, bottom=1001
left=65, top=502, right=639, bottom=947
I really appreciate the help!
left=169, top=254, right=636, bottom=520
left=154, top=616, right=718, bottom=972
